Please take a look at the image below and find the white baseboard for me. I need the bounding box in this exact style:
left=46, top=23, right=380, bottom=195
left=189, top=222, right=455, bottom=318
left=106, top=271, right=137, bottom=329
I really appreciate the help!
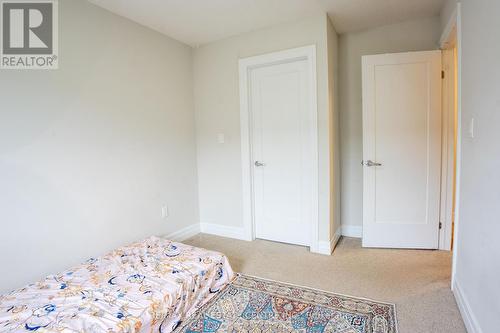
left=453, top=279, right=483, bottom=333
left=199, top=222, right=342, bottom=255
left=332, top=229, right=341, bottom=251
left=316, top=240, right=332, bottom=255
left=163, top=224, right=200, bottom=242
left=200, top=222, right=251, bottom=241
left=315, top=229, right=341, bottom=255
left=341, top=225, right=362, bottom=238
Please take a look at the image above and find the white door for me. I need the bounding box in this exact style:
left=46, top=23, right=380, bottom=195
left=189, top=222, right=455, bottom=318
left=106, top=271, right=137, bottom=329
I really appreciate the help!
left=250, top=59, right=314, bottom=246
left=362, top=51, right=442, bottom=249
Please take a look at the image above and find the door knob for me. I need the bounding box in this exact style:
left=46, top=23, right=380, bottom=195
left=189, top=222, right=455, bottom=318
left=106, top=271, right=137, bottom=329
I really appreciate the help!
left=254, top=161, right=266, bottom=167
left=364, top=160, right=382, bottom=167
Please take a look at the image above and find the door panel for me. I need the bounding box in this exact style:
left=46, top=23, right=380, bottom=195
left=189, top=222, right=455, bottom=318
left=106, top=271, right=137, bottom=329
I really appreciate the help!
left=250, top=60, right=312, bottom=246
left=362, top=51, right=442, bottom=249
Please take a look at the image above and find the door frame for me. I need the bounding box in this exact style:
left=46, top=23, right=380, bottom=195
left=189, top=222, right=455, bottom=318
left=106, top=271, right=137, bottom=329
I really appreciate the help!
left=439, top=3, right=462, bottom=291
left=439, top=43, right=457, bottom=251
left=238, top=45, right=319, bottom=252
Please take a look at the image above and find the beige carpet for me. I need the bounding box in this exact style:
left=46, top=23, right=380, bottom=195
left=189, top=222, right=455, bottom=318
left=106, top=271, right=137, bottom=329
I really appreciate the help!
left=185, top=234, right=466, bottom=333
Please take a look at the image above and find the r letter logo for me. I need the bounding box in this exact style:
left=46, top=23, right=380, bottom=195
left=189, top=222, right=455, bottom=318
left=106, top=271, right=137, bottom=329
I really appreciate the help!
left=1, top=0, right=58, bottom=69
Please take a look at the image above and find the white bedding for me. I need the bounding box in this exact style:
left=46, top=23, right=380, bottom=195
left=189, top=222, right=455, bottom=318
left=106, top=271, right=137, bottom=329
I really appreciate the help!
left=0, top=236, right=234, bottom=333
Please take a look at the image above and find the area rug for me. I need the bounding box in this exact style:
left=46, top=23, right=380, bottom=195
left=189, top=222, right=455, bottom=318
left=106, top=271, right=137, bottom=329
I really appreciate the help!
left=175, top=274, right=398, bottom=333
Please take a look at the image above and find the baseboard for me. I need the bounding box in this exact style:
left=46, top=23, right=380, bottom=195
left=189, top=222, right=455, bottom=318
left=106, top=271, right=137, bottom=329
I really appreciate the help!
left=341, top=225, right=362, bottom=238
left=316, top=241, right=332, bottom=255
left=163, top=224, right=200, bottom=242
left=332, top=229, right=341, bottom=251
left=200, top=222, right=251, bottom=241
left=315, top=229, right=341, bottom=255
left=453, top=279, right=483, bottom=333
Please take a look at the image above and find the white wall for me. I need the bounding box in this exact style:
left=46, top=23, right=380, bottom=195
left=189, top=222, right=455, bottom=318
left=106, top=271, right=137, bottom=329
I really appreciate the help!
left=327, top=18, right=341, bottom=241
left=440, top=0, right=458, bottom=32
left=338, top=17, right=442, bottom=230
left=0, top=0, right=198, bottom=293
left=453, top=1, right=500, bottom=332
left=193, top=15, right=338, bottom=243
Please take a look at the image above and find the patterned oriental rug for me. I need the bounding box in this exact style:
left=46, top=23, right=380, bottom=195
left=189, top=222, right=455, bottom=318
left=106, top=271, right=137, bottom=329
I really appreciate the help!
left=175, top=274, right=398, bottom=333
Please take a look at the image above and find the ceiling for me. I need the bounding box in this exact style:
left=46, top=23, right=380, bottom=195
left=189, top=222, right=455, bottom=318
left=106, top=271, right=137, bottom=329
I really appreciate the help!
left=87, top=0, right=446, bottom=47
left=320, top=0, right=446, bottom=34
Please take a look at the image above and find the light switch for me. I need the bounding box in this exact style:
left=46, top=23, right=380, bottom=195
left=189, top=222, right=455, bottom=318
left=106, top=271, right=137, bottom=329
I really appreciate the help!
left=161, top=205, right=169, bottom=218
left=468, top=118, right=475, bottom=138
left=217, top=133, right=225, bottom=144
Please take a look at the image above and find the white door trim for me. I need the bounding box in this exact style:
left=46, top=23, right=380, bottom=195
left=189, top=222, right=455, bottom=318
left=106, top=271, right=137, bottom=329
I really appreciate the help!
left=438, top=1, right=460, bottom=253
left=449, top=3, right=462, bottom=293
left=238, top=45, right=319, bottom=252
left=439, top=8, right=468, bottom=323
left=439, top=47, right=456, bottom=251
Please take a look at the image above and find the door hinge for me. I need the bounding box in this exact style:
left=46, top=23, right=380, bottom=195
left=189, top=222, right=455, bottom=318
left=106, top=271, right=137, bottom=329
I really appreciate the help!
left=439, top=222, right=443, bottom=229
left=441, top=70, right=445, bottom=79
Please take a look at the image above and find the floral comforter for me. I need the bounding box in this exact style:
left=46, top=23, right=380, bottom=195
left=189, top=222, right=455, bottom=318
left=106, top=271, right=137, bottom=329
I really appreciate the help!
left=0, top=236, right=234, bottom=333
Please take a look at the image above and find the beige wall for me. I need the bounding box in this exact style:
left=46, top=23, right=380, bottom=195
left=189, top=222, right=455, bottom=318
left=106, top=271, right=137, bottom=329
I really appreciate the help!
left=193, top=15, right=338, bottom=243
left=0, top=0, right=198, bottom=293
left=338, top=17, right=442, bottom=230
left=440, top=0, right=458, bottom=32
left=327, top=18, right=341, bottom=240
left=454, top=1, right=500, bottom=331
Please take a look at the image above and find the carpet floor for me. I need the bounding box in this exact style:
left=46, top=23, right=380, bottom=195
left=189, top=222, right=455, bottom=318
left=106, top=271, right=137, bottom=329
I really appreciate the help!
left=176, top=274, right=397, bottom=333
left=184, top=234, right=466, bottom=333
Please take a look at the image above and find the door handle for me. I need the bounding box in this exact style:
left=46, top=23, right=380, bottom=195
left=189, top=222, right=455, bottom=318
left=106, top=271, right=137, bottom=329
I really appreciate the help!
left=254, top=161, right=266, bottom=167
left=363, top=160, right=382, bottom=167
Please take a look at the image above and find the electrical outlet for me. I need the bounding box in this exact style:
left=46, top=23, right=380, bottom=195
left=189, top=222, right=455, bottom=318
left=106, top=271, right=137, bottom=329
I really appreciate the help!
left=217, top=133, right=225, bottom=144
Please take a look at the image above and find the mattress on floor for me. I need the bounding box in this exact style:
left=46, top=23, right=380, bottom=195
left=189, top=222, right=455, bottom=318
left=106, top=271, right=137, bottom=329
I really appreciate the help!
left=0, top=236, right=234, bottom=333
